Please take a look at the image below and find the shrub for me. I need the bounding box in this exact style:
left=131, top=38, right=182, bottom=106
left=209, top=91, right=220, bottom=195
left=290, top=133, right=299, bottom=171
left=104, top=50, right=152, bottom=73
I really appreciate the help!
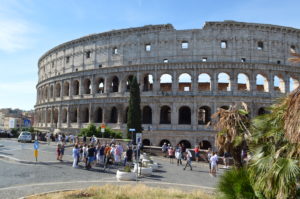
left=218, top=167, right=257, bottom=199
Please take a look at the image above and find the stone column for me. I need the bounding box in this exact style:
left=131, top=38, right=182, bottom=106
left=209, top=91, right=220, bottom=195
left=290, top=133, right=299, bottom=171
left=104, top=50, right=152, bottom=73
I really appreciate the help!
left=284, top=75, right=289, bottom=94
left=192, top=102, right=197, bottom=130
left=172, top=71, right=177, bottom=94
left=69, top=79, right=73, bottom=97
left=152, top=104, right=159, bottom=130
left=77, top=106, right=80, bottom=127
left=60, top=81, right=63, bottom=99
left=79, top=77, right=83, bottom=95
left=153, top=73, right=160, bottom=94
left=250, top=71, right=256, bottom=95
left=44, top=108, right=47, bottom=127
left=91, top=75, right=95, bottom=95
left=58, top=106, right=62, bottom=128
left=89, top=103, right=93, bottom=123
left=212, top=73, right=217, bottom=94
left=50, top=107, right=54, bottom=128
left=104, top=77, right=109, bottom=93
left=268, top=73, right=274, bottom=95
left=67, top=106, right=70, bottom=127
left=171, top=103, right=178, bottom=130
left=192, top=71, right=197, bottom=93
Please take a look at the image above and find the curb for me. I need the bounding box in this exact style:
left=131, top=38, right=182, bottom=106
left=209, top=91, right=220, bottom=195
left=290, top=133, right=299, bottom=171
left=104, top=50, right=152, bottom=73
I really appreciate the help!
left=18, top=180, right=216, bottom=199
left=0, top=154, right=72, bottom=165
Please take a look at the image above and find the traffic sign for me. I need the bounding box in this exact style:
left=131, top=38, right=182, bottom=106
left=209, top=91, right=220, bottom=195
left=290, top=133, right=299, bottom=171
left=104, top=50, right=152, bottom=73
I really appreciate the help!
left=101, top=124, right=106, bottom=129
left=129, top=128, right=135, bottom=132
left=136, top=133, right=142, bottom=144
left=34, top=140, right=39, bottom=150
left=101, top=128, right=105, bottom=133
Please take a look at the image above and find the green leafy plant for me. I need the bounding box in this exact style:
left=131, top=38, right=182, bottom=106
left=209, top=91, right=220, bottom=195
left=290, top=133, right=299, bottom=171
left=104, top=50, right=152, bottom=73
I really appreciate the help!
left=218, top=167, right=257, bottom=199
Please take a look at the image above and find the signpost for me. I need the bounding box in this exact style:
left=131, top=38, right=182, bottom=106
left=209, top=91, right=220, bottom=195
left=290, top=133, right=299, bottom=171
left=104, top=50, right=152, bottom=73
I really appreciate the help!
left=101, top=124, right=106, bottom=138
left=33, top=140, right=39, bottom=162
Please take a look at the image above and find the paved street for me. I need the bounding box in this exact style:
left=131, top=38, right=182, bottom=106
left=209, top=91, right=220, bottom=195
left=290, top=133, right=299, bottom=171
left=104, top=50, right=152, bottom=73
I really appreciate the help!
left=0, top=138, right=223, bottom=199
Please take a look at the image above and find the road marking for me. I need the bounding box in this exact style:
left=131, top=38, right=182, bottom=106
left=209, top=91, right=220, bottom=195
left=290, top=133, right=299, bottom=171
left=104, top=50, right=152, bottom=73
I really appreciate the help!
left=0, top=179, right=215, bottom=191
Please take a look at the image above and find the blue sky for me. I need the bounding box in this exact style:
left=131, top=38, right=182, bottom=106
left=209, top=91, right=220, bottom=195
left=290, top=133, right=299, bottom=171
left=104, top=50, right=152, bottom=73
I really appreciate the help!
left=0, top=0, right=300, bottom=110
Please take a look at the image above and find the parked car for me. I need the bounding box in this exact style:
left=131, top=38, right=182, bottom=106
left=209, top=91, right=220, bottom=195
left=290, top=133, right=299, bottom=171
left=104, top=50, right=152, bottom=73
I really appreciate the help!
left=18, top=131, right=32, bottom=142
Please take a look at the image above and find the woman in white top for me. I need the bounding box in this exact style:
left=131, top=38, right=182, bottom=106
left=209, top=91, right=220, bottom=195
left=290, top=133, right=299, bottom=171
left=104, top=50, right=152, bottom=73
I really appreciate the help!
left=210, top=152, right=218, bottom=176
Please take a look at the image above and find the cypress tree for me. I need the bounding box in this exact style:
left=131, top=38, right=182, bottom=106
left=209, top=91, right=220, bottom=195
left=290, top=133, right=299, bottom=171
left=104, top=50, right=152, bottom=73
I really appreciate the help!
left=127, top=76, right=142, bottom=142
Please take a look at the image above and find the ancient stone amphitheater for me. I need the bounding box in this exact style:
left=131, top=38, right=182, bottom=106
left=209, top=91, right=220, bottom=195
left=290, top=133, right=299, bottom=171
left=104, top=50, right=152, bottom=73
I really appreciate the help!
left=34, top=20, right=300, bottom=148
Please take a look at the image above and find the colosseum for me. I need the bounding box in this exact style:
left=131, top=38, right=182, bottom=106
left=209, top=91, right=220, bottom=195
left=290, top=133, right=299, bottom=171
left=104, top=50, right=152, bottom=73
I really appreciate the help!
left=34, top=20, right=300, bottom=149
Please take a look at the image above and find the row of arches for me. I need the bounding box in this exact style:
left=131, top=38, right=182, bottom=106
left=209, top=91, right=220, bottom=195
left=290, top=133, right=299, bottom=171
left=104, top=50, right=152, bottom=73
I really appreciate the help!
left=37, top=72, right=299, bottom=102
left=36, top=105, right=268, bottom=126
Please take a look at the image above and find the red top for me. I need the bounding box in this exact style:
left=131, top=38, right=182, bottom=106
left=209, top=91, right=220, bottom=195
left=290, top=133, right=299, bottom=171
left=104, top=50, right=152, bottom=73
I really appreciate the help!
left=194, top=147, right=199, bottom=153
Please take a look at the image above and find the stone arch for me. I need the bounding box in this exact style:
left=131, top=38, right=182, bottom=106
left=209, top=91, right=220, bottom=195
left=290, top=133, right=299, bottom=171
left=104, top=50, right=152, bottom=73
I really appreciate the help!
left=83, top=78, right=91, bottom=94
left=63, top=82, right=69, bottom=96
left=111, top=76, right=119, bottom=92
left=178, top=73, right=192, bottom=91
left=81, top=107, right=89, bottom=123
left=159, top=139, right=171, bottom=146
left=199, top=140, right=212, bottom=150
left=256, top=74, right=269, bottom=92
left=258, top=107, right=269, bottom=115
left=70, top=107, right=77, bottom=123
left=62, top=108, right=67, bottom=123
left=179, top=140, right=191, bottom=149
left=53, top=109, right=58, bottom=124
left=126, top=75, right=134, bottom=92
left=198, top=106, right=211, bottom=125
left=50, top=85, right=54, bottom=98
left=124, top=107, right=129, bottom=124
left=289, top=76, right=299, bottom=92
left=110, top=107, right=118, bottom=123
left=273, top=75, right=285, bottom=93
left=178, top=106, right=191, bottom=124
left=143, top=73, right=153, bottom=91
left=55, top=83, right=61, bottom=97
left=237, top=73, right=250, bottom=91
left=95, top=77, right=104, bottom=93
left=142, top=106, right=152, bottom=124
left=218, top=72, right=231, bottom=91
left=160, top=105, right=171, bottom=124
left=198, top=73, right=211, bottom=91
left=72, top=80, right=79, bottom=95
left=143, top=139, right=151, bottom=146
left=47, top=109, right=51, bottom=123
left=160, top=74, right=172, bottom=91
left=94, top=107, right=103, bottom=123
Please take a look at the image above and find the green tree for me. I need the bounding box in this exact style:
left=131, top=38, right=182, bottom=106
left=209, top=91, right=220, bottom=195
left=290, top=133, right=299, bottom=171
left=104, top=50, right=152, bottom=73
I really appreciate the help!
left=79, top=123, right=98, bottom=137
left=126, top=76, right=142, bottom=141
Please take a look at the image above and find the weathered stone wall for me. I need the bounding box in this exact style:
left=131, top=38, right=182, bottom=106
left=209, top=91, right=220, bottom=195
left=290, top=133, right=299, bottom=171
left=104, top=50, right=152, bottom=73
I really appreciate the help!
left=34, top=21, right=300, bottom=149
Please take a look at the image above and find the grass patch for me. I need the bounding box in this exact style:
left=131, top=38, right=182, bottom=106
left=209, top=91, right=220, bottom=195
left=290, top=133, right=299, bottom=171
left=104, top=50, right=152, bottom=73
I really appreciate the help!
left=26, top=184, right=215, bottom=199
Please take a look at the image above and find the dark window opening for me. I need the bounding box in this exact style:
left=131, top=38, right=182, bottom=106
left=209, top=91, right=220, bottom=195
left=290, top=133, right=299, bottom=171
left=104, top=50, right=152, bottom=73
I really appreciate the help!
left=178, top=106, right=191, bottom=124
left=142, top=106, right=152, bottom=124
left=86, top=51, right=91, bottom=59
left=110, top=107, right=118, bottom=123
left=163, top=59, right=168, bottom=63
left=198, top=106, right=211, bottom=125
left=160, top=106, right=171, bottom=124
left=113, top=47, right=118, bottom=55
left=257, top=41, right=264, bottom=50
left=202, top=57, right=207, bottom=62
left=241, top=58, right=246, bottom=62
left=66, top=56, right=70, bottom=63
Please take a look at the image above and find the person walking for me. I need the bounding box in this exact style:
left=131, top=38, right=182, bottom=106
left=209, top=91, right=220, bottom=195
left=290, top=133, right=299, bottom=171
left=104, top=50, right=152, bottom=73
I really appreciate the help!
left=87, top=145, right=96, bottom=169
left=183, top=149, right=192, bottom=170
left=46, top=132, right=51, bottom=145
left=210, top=152, right=218, bottom=176
left=56, top=143, right=61, bottom=161
left=168, top=146, right=175, bottom=164
left=161, top=142, right=168, bottom=157
left=223, top=150, right=230, bottom=169
left=175, top=144, right=183, bottom=166
left=59, top=143, right=65, bottom=161
left=207, top=148, right=213, bottom=173
left=194, top=145, right=200, bottom=162
left=72, top=144, right=79, bottom=168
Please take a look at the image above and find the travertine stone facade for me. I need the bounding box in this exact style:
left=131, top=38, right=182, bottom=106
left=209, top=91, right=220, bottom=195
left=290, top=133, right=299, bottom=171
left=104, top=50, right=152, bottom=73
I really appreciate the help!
left=34, top=21, right=300, bottom=148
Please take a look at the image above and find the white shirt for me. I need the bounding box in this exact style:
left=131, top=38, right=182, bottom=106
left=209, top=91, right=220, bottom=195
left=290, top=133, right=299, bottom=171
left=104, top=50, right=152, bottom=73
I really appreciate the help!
left=210, top=154, right=218, bottom=166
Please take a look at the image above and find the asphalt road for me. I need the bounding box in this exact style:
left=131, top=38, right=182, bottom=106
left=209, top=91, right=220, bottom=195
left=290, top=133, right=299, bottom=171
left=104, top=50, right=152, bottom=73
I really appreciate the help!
left=0, top=139, right=223, bottom=199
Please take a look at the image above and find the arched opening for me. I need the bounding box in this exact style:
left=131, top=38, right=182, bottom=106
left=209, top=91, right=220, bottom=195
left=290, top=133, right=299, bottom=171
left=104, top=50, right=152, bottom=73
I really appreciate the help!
left=143, top=74, right=153, bottom=91
left=70, top=107, right=77, bottom=123
left=81, top=107, right=89, bottom=123
left=218, top=72, right=231, bottom=91
left=160, top=74, right=172, bottom=92
left=124, top=107, right=129, bottom=124
left=198, top=73, right=211, bottom=91
left=178, top=106, right=191, bottom=124
left=62, top=108, right=67, bottom=123
left=73, top=80, right=79, bottom=95
left=47, top=109, right=51, bottom=123
left=111, top=76, right=119, bottom=92
left=94, top=107, right=103, bottom=123
left=96, top=78, right=104, bottom=93
left=160, top=106, right=171, bottom=124
left=142, top=139, right=151, bottom=146
left=63, top=82, right=69, bottom=96
left=289, top=76, right=299, bottom=92
left=178, top=73, right=192, bottom=91
left=50, top=85, right=54, bottom=98
left=126, top=75, right=134, bottom=92
left=274, top=75, right=285, bottom=93
left=258, top=107, right=269, bottom=115
left=160, top=139, right=171, bottom=146
left=237, top=73, right=250, bottom=91
left=142, top=106, right=152, bottom=124
left=55, top=83, right=61, bottom=97
left=256, top=74, right=269, bottom=92
left=110, top=107, right=118, bottom=123
left=179, top=140, right=191, bottom=149
left=53, top=109, right=58, bottom=124
left=45, top=86, right=48, bottom=99
left=199, top=140, right=212, bottom=150
left=198, top=106, right=211, bottom=125
left=220, top=105, right=229, bottom=110
left=83, top=79, right=91, bottom=94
